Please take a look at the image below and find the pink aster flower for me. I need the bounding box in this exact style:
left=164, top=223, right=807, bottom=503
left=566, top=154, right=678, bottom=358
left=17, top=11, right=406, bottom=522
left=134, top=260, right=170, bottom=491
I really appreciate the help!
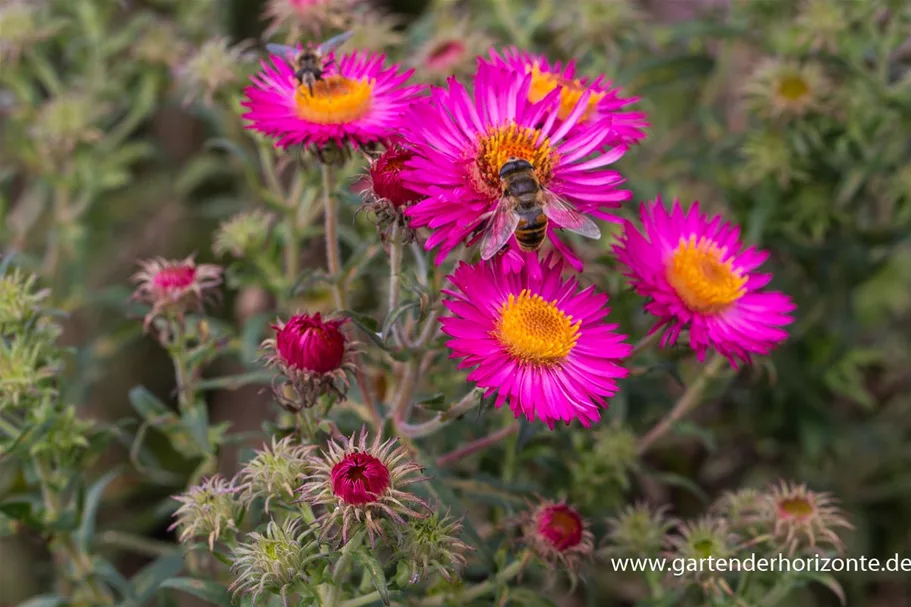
left=483, top=47, right=648, bottom=147
left=242, top=49, right=422, bottom=151
left=613, top=198, right=796, bottom=366
left=403, top=61, right=631, bottom=271
left=441, top=253, right=631, bottom=429
left=519, top=498, right=594, bottom=588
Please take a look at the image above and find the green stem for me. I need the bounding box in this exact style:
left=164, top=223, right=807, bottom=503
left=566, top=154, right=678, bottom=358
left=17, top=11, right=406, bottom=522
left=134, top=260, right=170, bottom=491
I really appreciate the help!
left=396, top=390, right=480, bottom=438
left=436, top=422, right=519, bottom=468
left=637, top=353, right=726, bottom=455
left=339, top=591, right=383, bottom=607
left=629, top=329, right=664, bottom=359
left=323, top=532, right=364, bottom=607
left=321, top=163, right=344, bottom=309
left=97, top=530, right=177, bottom=558
left=419, top=552, right=529, bottom=605
left=0, top=414, right=19, bottom=437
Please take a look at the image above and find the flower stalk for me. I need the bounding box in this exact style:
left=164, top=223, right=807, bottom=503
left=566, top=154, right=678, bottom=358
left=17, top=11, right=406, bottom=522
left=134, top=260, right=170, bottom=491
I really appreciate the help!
left=322, top=163, right=344, bottom=309
left=637, top=353, right=726, bottom=455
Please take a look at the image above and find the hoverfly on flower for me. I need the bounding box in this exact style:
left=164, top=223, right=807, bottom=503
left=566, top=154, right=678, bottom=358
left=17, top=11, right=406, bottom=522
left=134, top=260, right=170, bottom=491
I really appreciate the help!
left=480, top=156, right=601, bottom=260
left=266, top=29, right=353, bottom=95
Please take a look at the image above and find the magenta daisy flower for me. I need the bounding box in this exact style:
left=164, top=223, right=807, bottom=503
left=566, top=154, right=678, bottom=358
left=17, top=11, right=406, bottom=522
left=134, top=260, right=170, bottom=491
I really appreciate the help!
left=441, top=253, right=631, bottom=429
left=483, top=47, right=648, bottom=147
left=242, top=49, right=422, bottom=150
left=403, top=61, right=631, bottom=271
left=613, top=198, right=796, bottom=366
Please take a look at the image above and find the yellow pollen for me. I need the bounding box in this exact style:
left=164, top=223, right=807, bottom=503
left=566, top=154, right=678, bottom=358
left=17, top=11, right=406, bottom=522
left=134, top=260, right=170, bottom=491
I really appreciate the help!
left=527, top=64, right=605, bottom=122
left=778, top=497, right=815, bottom=520
left=666, top=235, right=747, bottom=314
left=496, top=289, right=580, bottom=366
left=474, top=123, right=558, bottom=194
left=776, top=75, right=810, bottom=102
left=294, top=76, right=374, bottom=125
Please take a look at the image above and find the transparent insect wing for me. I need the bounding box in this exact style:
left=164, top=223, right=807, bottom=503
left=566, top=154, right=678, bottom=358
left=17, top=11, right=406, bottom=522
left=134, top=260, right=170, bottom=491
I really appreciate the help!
left=480, top=198, right=521, bottom=260
left=318, top=30, right=354, bottom=55
left=541, top=191, right=601, bottom=239
left=266, top=44, right=298, bottom=60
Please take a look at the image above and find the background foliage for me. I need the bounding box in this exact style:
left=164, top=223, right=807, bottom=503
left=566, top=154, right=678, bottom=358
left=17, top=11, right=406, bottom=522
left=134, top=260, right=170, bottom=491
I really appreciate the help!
left=2, top=0, right=911, bottom=605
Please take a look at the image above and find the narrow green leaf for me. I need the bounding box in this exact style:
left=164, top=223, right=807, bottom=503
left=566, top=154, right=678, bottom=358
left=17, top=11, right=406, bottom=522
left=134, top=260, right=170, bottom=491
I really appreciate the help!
left=353, top=550, right=390, bottom=606
left=128, top=553, right=185, bottom=606
left=342, top=310, right=388, bottom=351
left=76, top=468, right=121, bottom=552
left=17, top=594, right=67, bottom=607
left=381, top=301, right=419, bottom=341
left=160, top=577, right=233, bottom=607
left=194, top=370, right=273, bottom=391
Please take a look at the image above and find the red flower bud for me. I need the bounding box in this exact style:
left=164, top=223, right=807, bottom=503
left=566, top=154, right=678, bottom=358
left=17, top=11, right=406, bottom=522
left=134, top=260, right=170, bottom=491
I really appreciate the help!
left=274, top=312, right=346, bottom=374
left=367, top=145, right=423, bottom=208
left=330, top=452, right=391, bottom=505
left=536, top=503, right=584, bottom=551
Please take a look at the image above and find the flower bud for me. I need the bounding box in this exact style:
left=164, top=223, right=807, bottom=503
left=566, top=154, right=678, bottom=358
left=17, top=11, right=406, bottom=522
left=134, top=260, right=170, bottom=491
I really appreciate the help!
left=603, top=502, right=676, bottom=558
left=0, top=1, right=60, bottom=63
left=170, top=475, right=239, bottom=551
left=359, top=144, right=423, bottom=243
left=262, top=0, right=356, bottom=40
left=213, top=210, right=274, bottom=259
left=569, top=425, right=638, bottom=510
left=133, top=18, right=188, bottom=68
left=29, top=92, right=105, bottom=158
left=413, top=18, right=490, bottom=85
left=298, top=428, right=429, bottom=546
left=663, top=517, right=738, bottom=598
left=131, top=256, right=223, bottom=331
left=743, top=59, right=830, bottom=121
left=237, top=436, right=314, bottom=512
left=261, top=312, right=354, bottom=410
left=764, top=480, right=853, bottom=556
left=176, top=37, right=255, bottom=106
left=710, top=488, right=765, bottom=529
left=0, top=269, right=50, bottom=334
left=401, top=509, right=471, bottom=583
left=230, top=518, right=323, bottom=603
left=520, top=499, right=593, bottom=588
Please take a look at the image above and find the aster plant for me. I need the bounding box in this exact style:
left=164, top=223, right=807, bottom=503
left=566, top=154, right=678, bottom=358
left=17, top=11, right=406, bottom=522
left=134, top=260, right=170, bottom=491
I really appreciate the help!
left=6, top=1, right=909, bottom=606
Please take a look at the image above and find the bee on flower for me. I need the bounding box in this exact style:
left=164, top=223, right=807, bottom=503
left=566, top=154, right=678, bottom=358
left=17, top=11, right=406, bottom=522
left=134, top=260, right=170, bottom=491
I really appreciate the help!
left=242, top=37, right=423, bottom=159
left=297, top=428, right=429, bottom=546
left=403, top=61, right=631, bottom=271
left=613, top=197, right=796, bottom=367
left=261, top=312, right=355, bottom=411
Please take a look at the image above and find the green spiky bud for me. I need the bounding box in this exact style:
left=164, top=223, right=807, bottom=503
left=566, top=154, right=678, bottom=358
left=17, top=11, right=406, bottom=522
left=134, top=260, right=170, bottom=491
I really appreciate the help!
left=399, top=509, right=471, bottom=583
left=236, top=436, right=314, bottom=513
left=213, top=210, right=274, bottom=259
left=170, top=475, right=239, bottom=551
left=229, top=518, right=325, bottom=604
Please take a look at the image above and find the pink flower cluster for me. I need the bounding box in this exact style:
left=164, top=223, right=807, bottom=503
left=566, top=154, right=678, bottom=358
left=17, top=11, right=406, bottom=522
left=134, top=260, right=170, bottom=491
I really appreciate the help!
left=241, top=39, right=796, bottom=429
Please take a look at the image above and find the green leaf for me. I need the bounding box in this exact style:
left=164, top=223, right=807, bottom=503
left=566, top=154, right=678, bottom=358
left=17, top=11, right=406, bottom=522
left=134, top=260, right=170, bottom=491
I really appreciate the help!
left=160, top=577, right=233, bottom=607
left=18, top=595, right=68, bottom=607
left=381, top=301, right=419, bottom=341
left=645, top=470, right=710, bottom=503
left=76, top=468, right=121, bottom=553
left=342, top=310, right=388, bottom=351
left=353, top=550, right=390, bottom=606
left=414, top=393, right=447, bottom=412
left=128, top=553, right=185, bottom=606
left=194, top=370, right=273, bottom=391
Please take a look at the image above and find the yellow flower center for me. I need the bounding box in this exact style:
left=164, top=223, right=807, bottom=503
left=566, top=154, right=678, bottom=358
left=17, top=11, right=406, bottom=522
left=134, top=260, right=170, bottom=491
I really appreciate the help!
left=778, top=497, right=815, bottom=520
left=776, top=75, right=810, bottom=102
left=527, top=64, right=605, bottom=122
left=473, top=123, right=558, bottom=195
left=666, top=235, right=747, bottom=314
left=293, top=76, right=373, bottom=125
left=496, top=289, right=580, bottom=366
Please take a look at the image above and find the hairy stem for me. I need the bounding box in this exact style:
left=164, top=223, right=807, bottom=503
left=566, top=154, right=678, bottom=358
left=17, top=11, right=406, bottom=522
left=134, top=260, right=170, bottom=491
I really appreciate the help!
left=419, top=551, right=529, bottom=605
left=436, top=422, right=519, bottom=468
left=321, top=163, right=343, bottom=309
left=637, top=353, right=726, bottom=455
left=396, top=390, right=480, bottom=438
